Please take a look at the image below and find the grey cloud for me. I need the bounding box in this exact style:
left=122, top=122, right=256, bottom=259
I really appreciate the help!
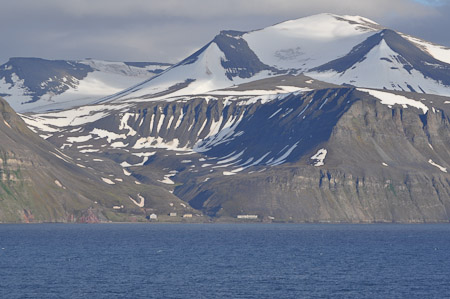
left=0, top=0, right=449, bottom=65
left=2, top=0, right=434, bottom=18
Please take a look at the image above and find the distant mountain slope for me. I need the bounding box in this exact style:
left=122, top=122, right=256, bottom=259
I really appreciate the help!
left=0, top=58, right=171, bottom=112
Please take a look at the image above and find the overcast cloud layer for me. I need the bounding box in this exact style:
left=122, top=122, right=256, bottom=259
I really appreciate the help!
left=1, top=0, right=449, bottom=64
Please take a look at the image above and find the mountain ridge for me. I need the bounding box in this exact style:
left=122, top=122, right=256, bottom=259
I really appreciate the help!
left=2, top=13, right=450, bottom=222
left=99, top=13, right=450, bottom=105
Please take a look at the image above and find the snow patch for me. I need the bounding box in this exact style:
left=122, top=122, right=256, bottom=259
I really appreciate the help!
left=159, top=171, right=177, bottom=184
left=120, top=157, right=149, bottom=167
left=156, top=114, right=166, bottom=133
left=129, top=194, right=145, bottom=208
left=79, top=149, right=99, bottom=153
left=54, top=180, right=65, bottom=189
left=269, top=108, right=282, bottom=119
left=311, top=148, right=327, bottom=166
left=110, top=141, right=129, bottom=148
left=50, top=152, right=71, bottom=164
left=102, top=177, right=115, bottom=184
left=223, top=172, right=237, bottom=176
left=67, top=135, right=92, bottom=143
left=243, top=13, right=377, bottom=71
left=133, top=136, right=192, bottom=152
left=119, top=113, right=137, bottom=136
left=428, top=159, right=447, bottom=173
left=358, top=89, right=429, bottom=114
left=132, top=152, right=156, bottom=157
left=90, top=128, right=126, bottom=143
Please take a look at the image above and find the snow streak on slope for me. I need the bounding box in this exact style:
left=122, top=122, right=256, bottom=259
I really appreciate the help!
left=243, top=14, right=380, bottom=71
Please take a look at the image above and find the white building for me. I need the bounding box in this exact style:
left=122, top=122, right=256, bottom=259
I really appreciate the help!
left=237, top=215, right=258, bottom=220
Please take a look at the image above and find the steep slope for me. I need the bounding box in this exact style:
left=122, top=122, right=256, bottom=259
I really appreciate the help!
left=0, top=58, right=171, bottom=112
left=0, top=97, right=196, bottom=222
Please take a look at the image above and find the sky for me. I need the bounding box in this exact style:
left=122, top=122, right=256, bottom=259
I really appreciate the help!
left=0, top=0, right=449, bottom=64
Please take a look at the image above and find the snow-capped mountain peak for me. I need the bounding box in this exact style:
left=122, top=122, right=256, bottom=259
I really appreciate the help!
left=241, top=13, right=381, bottom=71
left=308, top=29, right=450, bottom=95
left=102, top=13, right=450, bottom=100
left=268, top=13, right=381, bottom=39
left=103, top=14, right=386, bottom=103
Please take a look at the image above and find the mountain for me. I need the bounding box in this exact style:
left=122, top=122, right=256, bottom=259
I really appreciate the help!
left=103, top=13, right=450, bottom=103
left=23, top=75, right=450, bottom=222
left=13, top=13, right=450, bottom=222
left=0, top=58, right=171, bottom=112
left=0, top=96, right=197, bottom=222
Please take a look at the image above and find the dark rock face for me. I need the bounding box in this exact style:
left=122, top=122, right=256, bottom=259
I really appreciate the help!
left=179, top=168, right=450, bottom=222
left=213, top=31, right=279, bottom=79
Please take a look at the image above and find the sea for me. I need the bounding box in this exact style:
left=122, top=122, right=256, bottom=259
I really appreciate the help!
left=0, top=223, right=449, bottom=298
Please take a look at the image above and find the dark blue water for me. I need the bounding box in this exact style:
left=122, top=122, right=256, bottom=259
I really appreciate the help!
left=0, top=224, right=449, bottom=298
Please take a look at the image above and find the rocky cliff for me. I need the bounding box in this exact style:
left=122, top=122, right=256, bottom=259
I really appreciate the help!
left=25, top=83, right=450, bottom=222
left=177, top=91, right=450, bottom=222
